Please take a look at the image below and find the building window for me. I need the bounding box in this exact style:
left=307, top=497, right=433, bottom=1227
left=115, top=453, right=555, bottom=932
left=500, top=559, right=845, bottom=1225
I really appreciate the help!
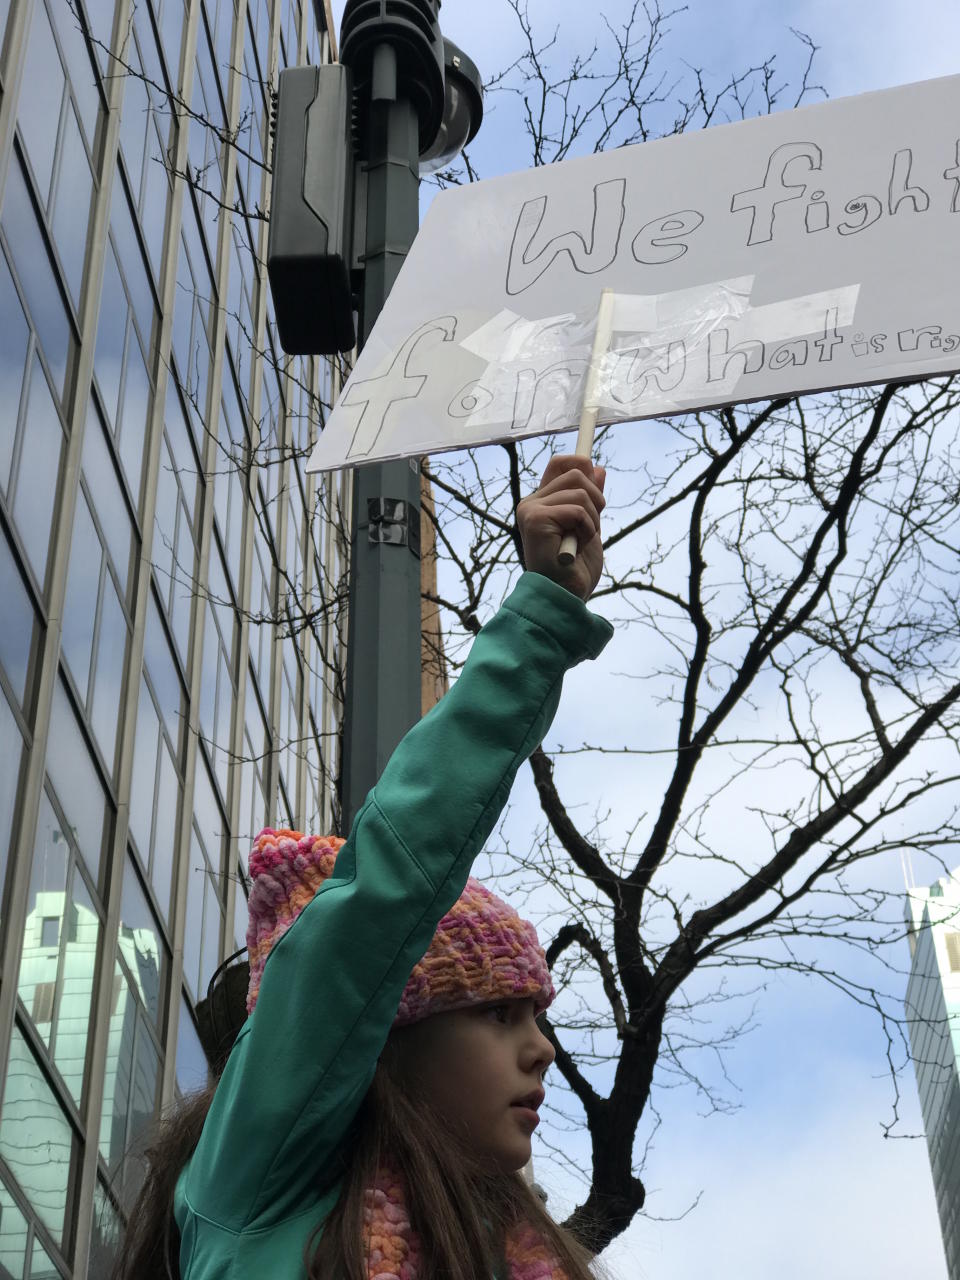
left=0, top=1024, right=76, bottom=1249
left=175, top=998, right=209, bottom=1099
left=945, top=931, right=960, bottom=974
left=186, top=736, right=227, bottom=1009
left=118, top=853, right=169, bottom=1030
left=182, top=826, right=223, bottom=1005
left=0, top=1175, right=30, bottom=1278
left=1, top=149, right=74, bottom=402
left=154, top=380, right=202, bottom=665
left=61, top=460, right=133, bottom=778
left=45, top=679, right=109, bottom=886
left=99, top=966, right=161, bottom=1209
left=88, top=1176, right=123, bottom=1280
left=13, top=0, right=96, bottom=313
left=18, top=787, right=103, bottom=1106
left=32, top=980, right=55, bottom=1024
left=128, top=675, right=182, bottom=927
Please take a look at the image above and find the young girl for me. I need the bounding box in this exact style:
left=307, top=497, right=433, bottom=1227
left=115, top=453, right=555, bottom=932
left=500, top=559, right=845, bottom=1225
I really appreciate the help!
left=115, top=455, right=612, bottom=1280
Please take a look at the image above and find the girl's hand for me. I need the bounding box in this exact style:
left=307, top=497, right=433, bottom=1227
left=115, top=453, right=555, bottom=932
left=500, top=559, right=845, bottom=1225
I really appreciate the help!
left=516, top=456, right=606, bottom=601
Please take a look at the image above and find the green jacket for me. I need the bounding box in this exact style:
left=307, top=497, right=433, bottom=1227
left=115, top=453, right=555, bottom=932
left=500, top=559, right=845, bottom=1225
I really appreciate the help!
left=174, top=572, right=612, bottom=1279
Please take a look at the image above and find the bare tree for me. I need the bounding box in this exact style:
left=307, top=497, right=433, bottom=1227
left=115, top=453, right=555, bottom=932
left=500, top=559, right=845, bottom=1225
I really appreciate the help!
left=93, top=0, right=960, bottom=1255
left=418, top=0, right=960, bottom=1255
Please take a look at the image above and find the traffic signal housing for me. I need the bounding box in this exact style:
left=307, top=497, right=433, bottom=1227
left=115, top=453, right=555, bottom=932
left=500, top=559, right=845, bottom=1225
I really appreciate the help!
left=267, top=64, right=356, bottom=355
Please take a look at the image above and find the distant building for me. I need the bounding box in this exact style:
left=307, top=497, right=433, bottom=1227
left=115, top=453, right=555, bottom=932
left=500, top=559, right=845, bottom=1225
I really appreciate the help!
left=905, top=875, right=960, bottom=1280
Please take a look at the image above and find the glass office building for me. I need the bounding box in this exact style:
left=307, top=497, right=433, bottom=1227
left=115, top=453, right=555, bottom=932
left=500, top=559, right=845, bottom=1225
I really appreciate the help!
left=905, top=875, right=960, bottom=1280
left=0, top=1, right=356, bottom=1274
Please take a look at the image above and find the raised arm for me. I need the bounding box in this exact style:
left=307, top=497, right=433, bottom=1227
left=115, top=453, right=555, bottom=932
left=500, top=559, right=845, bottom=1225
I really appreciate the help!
left=177, top=460, right=610, bottom=1239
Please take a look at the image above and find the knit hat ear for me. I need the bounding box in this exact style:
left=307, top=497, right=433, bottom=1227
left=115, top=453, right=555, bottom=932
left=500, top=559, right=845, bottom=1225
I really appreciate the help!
left=245, top=829, right=346, bottom=1014
left=244, top=829, right=554, bottom=1023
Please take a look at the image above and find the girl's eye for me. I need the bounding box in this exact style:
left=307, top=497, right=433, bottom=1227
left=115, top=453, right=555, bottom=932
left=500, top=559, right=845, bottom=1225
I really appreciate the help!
left=485, top=1003, right=510, bottom=1024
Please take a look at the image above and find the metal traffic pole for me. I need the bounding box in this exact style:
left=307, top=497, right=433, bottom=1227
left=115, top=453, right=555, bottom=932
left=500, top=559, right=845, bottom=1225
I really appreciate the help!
left=338, top=3, right=483, bottom=830
left=339, top=37, right=426, bottom=833
left=266, top=1, right=483, bottom=831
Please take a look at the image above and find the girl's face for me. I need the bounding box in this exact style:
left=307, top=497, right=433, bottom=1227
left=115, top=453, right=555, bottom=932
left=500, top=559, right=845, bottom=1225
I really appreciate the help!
left=391, top=997, right=555, bottom=1172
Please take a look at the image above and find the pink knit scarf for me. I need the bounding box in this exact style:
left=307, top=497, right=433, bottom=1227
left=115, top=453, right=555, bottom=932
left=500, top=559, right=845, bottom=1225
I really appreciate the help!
left=364, top=1164, right=569, bottom=1280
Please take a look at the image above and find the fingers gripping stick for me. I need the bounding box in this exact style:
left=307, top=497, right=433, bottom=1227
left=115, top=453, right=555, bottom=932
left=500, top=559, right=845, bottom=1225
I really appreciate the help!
left=558, top=288, right=615, bottom=567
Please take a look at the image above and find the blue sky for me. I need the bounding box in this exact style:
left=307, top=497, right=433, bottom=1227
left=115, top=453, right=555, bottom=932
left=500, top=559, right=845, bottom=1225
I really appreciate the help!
left=327, top=1, right=960, bottom=1274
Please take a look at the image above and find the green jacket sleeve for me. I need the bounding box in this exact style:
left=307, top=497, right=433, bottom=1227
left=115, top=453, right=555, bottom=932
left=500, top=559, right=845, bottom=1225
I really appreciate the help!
left=178, top=572, right=612, bottom=1234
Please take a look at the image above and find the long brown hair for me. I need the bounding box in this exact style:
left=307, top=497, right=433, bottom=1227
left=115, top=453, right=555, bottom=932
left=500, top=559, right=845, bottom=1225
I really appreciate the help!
left=111, top=1045, right=599, bottom=1280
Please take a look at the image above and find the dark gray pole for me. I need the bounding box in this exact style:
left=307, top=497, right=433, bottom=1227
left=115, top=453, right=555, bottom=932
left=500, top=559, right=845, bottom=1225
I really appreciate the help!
left=341, top=43, right=423, bottom=830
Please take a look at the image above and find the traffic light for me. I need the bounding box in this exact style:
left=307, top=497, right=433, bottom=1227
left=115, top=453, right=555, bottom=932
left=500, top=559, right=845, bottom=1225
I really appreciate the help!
left=267, top=64, right=356, bottom=355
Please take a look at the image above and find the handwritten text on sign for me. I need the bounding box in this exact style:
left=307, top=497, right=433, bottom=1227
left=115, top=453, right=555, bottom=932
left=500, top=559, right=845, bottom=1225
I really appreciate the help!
left=307, top=75, right=960, bottom=472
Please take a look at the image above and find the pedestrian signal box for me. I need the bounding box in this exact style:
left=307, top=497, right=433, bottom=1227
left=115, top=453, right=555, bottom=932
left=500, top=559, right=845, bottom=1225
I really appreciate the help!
left=267, top=64, right=356, bottom=355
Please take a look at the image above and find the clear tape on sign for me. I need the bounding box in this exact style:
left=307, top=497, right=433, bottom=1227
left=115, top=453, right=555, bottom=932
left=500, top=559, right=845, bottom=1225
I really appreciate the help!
left=456, top=279, right=861, bottom=432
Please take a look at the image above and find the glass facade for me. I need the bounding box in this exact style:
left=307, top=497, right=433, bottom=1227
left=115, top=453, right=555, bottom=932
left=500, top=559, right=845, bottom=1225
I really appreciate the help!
left=0, top=1, right=349, bottom=1274
left=905, top=876, right=960, bottom=1280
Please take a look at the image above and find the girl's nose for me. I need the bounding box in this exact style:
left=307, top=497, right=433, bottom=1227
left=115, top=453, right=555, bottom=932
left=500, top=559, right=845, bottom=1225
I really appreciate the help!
left=531, top=1019, right=556, bottom=1072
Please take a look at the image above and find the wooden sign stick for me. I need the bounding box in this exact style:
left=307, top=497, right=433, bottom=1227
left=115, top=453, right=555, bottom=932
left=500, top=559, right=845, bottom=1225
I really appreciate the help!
left=558, top=288, right=616, bottom=566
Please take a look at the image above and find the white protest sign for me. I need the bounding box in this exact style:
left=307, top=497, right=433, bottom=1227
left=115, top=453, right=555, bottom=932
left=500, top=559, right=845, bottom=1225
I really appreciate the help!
left=306, top=75, right=960, bottom=473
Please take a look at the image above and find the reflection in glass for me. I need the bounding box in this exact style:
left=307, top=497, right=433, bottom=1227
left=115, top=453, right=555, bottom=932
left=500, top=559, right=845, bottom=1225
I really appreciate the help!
left=151, top=740, right=179, bottom=923
left=141, top=115, right=170, bottom=282
left=50, top=101, right=94, bottom=309
left=49, top=0, right=101, bottom=146
left=158, top=0, right=184, bottom=88
left=154, top=432, right=180, bottom=590
left=233, top=872, right=249, bottom=952
left=0, top=249, right=30, bottom=494
left=117, top=332, right=151, bottom=508
left=175, top=998, right=208, bottom=1096
left=45, top=680, right=107, bottom=884
left=11, top=355, right=64, bottom=591
left=128, top=679, right=159, bottom=862
left=30, top=1236, right=60, bottom=1279
left=0, top=527, right=37, bottom=710
left=17, top=0, right=64, bottom=204
left=99, top=966, right=135, bottom=1173
left=84, top=0, right=113, bottom=74
left=0, top=690, right=25, bottom=927
left=119, top=854, right=165, bottom=1027
left=193, top=754, right=225, bottom=863
left=200, top=871, right=222, bottom=999
left=182, top=832, right=204, bottom=1002
left=187, top=809, right=224, bottom=1003
left=0, top=155, right=71, bottom=399
left=81, top=398, right=135, bottom=601
left=155, top=406, right=198, bottom=665
left=88, top=1179, right=122, bottom=1280
left=93, top=244, right=125, bottom=430
left=118, top=52, right=150, bottom=199
left=18, top=793, right=68, bottom=1043
left=100, top=972, right=160, bottom=1207
left=0, top=1025, right=74, bottom=1246
left=0, top=1175, right=29, bottom=1279
left=52, top=872, right=100, bottom=1105
left=109, top=178, right=156, bottom=355
left=60, top=490, right=100, bottom=700
left=90, top=572, right=128, bottom=771
left=129, top=1020, right=160, bottom=1175
left=127, top=675, right=180, bottom=927
left=144, top=596, right=184, bottom=751
left=199, top=600, right=231, bottom=802
left=18, top=792, right=101, bottom=1108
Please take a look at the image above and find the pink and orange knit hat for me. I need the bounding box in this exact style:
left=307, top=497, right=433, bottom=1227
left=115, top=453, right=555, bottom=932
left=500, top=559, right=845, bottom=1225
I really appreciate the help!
left=245, top=828, right=555, bottom=1024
